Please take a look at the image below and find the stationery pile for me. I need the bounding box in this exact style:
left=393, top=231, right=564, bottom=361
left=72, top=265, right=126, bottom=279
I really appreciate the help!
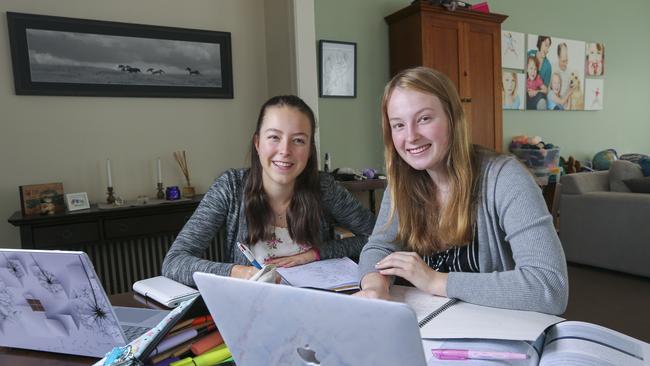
left=94, top=297, right=233, bottom=366
left=146, top=315, right=231, bottom=366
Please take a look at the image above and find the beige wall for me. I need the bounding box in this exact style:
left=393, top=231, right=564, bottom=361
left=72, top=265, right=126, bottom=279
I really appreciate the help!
left=0, top=0, right=271, bottom=247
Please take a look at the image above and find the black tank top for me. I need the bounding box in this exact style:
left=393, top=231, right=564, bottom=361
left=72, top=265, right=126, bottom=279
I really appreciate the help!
left=422, top=227, right=479, bottom=273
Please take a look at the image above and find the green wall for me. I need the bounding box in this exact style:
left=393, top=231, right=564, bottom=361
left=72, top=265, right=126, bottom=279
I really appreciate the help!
left=315, top=0, right=405, bottom=171
left=316, top=0, right=650, bottom=167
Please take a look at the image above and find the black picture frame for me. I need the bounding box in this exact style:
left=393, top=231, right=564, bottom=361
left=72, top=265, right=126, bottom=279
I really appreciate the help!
left=318, top=40, right=357, bottom=98
left=6, top=12, right=233, bottom=98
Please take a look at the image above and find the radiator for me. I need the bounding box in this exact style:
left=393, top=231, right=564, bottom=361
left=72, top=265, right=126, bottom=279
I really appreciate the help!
left=69, top=232, right=224, bottom=294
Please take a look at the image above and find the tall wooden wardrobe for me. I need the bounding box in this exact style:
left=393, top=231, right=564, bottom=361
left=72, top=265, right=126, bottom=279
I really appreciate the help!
left=386, top=2, right=507, bottom=151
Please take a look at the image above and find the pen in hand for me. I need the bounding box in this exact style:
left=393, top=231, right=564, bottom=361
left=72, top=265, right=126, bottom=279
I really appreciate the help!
left=237, top=242, right=263, bottom=269
left=431, top=349, right=529, bottom=360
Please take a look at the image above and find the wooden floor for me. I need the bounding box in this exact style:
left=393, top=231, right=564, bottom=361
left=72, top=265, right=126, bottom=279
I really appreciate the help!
left=563, top=263, right=650, bottom=343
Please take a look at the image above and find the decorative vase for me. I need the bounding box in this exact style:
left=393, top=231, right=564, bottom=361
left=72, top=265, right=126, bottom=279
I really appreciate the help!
left=182, top=186, right=195, bottom=198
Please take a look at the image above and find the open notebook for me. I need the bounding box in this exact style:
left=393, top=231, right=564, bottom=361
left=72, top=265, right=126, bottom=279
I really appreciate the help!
left=391, top=285, right=563, bottom=341
left=276, top=257, right=359, bottom=292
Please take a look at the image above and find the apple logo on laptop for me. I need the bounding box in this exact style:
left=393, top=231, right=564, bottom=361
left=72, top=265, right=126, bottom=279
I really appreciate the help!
left=297, top=344, right=321, bottom=365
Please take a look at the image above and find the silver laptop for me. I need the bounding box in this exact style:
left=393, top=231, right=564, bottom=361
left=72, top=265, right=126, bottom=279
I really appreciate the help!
left=0, top=248, right=169, bottom=357
left=194, top=272, right=427, bottom=366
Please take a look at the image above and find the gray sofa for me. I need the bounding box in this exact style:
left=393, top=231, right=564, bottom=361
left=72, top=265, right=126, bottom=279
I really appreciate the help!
left=559, top=163, right=650, bottom=277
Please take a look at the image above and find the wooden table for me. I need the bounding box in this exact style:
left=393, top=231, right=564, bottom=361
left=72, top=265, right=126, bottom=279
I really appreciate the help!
left=0, top=293, right=164, bottom=366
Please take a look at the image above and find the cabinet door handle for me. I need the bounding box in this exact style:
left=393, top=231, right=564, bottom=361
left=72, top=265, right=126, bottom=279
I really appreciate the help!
left=461, top=97, right=472, bottom=103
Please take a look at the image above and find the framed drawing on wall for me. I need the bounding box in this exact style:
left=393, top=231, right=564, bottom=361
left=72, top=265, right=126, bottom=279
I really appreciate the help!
left=6, top=12, right=233, bottom=98
left=318, top=40, right=356, bottom=98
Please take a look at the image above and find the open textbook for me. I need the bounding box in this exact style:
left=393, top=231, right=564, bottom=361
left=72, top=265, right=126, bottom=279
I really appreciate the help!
left=391, top=286, right=650, bottom=365
left=276, top=257, right=359, bottom=291
left=424, top=322, right=650, bottom=366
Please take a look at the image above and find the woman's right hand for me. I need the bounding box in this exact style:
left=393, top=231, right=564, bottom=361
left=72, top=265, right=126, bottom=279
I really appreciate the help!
left=230, top=264, right=259, bottom=279
left=353, top=272, right=391, bottom=300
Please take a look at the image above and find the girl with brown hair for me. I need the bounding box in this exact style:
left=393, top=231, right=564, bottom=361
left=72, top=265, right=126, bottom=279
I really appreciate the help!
left=163, top=95, right=374, bottom=285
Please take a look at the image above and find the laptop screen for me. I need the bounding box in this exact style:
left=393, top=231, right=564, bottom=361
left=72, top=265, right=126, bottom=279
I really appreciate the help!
left=0, top=249, right=125, bottom=357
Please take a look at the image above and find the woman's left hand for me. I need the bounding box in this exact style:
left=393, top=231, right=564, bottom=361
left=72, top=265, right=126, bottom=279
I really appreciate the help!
left=265, top=249, right=318, bottom=268
left=375, top=251, right=448, bottom=297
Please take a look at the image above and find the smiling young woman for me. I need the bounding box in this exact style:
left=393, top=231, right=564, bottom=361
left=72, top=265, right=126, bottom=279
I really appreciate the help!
left=162, top=95, right=375, bottom=285
left=355, top=67, right=568, bottom=315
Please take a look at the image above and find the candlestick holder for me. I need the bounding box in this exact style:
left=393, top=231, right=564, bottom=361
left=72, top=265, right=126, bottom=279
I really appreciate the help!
left=156, top=182, right=165, bottom=199
left=106, top=186, right=116, bottom=204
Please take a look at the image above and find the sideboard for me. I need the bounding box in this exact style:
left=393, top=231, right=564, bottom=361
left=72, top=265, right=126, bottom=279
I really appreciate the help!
left=7, top=196, right=223, bottom=294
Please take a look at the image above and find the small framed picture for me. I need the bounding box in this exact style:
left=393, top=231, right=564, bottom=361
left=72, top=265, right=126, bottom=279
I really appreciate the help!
left=19, top=182, right=65, bottom=216
left=318, top=40, right=357, bottom=98
left=65, top=192, right=91, bottom=211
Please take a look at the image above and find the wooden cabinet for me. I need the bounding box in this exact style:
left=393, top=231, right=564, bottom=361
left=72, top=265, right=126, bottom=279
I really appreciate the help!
left=386, top=2, right=507, bottom=151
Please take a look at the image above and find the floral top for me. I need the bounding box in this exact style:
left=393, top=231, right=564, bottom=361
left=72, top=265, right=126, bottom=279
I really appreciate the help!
left=251, top=226, right=311, bottom=264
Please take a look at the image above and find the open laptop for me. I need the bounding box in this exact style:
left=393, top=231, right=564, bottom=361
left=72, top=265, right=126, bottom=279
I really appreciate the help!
left=194, top=272, right=427, bottom=366
left=0, top=248, right=169, bottom=357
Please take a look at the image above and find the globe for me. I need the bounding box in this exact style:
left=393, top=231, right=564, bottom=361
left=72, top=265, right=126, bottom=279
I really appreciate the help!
left=592, top=149, right=618, bottom=171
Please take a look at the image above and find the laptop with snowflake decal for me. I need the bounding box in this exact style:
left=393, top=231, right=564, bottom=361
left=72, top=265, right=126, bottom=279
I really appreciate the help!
left=0, top=248, right=170, bottom=357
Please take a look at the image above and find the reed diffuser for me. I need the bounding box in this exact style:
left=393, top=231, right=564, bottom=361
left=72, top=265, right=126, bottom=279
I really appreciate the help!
left=173, top=150, right=195, bottom=198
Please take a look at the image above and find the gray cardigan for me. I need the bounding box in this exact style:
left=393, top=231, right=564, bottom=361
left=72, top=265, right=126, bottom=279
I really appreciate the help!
left=163, top=169, right=375, bottom=286
left=358, top=153, right=568, bottom=315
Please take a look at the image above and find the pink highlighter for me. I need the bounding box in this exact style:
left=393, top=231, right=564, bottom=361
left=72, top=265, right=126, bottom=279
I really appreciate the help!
left=432, top=349, right=529, bottom=360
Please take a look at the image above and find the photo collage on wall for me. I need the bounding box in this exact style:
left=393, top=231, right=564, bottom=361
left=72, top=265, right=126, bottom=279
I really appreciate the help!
left=501, top=31, right=605, bottom=111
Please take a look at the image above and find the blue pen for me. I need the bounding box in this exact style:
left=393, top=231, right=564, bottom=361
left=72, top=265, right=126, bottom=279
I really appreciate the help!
left=237, top=242, right=263, bottom=269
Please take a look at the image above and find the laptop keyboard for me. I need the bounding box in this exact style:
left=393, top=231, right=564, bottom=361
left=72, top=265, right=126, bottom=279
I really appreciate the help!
left=122, top=325, right=150, bottom=342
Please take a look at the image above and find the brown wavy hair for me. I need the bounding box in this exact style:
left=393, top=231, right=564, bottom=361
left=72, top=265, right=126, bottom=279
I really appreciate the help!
left=381, top=67, right=479, bottom=254
left=244, top=95, right=321, bottom=247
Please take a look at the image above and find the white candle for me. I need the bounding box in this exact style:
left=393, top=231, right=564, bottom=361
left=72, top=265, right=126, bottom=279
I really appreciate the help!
left=106, top=159, right=113, bottom=187
left=157, top=158, right=162, bottom=183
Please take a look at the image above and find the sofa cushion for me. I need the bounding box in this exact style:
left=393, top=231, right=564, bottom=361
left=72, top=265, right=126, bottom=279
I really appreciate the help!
left=639, top=157, right=650, bottom=177
left=609, top=160, right=643, bottom=192
left=623, top=177, right=650, bottom=193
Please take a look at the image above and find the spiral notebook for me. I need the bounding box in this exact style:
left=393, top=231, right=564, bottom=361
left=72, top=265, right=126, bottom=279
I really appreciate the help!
left=390, top=285, right=562, bottom=340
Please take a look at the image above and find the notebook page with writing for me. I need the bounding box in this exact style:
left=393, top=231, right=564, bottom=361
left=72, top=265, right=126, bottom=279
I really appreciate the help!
left=276, top=257, right=359, bottom=290
left=392, top=286, right=563, bottom=341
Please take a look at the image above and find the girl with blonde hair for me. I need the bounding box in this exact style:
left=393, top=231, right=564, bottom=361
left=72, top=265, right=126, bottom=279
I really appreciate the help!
left=356, top=67, right=567, bottom=314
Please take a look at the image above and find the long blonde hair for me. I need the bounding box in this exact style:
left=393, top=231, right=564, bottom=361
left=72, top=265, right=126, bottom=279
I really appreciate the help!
left=381, top=67, right=479, bottom=254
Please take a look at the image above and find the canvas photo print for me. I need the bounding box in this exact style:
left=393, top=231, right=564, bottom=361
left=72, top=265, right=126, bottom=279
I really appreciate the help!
left=526, top=34, right=585, bottom=111
left=585, top=42, right=605, bottom=76
left=501, top=30, right=525, bottom=70
left=502, top=71, right=526, bottom=110
left=584, top=78, right=604, bottom=111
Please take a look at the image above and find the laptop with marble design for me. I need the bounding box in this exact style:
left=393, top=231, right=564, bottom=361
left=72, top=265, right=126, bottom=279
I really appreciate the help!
left=194, top=272, right=427, bottom=366
left=0, top=248, right=169, bottom=357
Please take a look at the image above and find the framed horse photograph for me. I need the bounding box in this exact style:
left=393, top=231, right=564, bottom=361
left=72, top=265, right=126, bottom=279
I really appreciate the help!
left=6, top=12, right=233, bottom=98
